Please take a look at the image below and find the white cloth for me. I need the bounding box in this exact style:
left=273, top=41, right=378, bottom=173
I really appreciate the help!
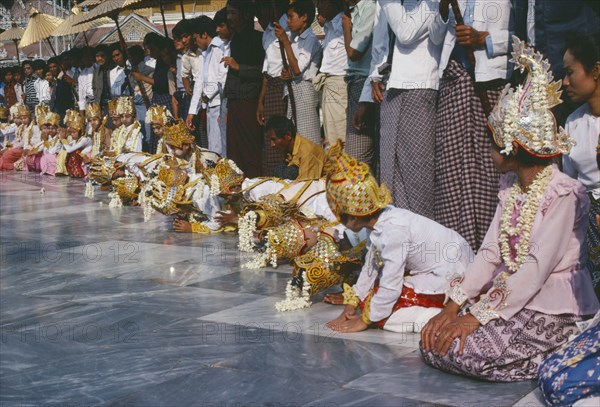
left=527, top=0, right=536, bottom=46
left=15, top=83, right=24, bottom=104
left=109, top=65, right=128, bottom=98
left=22, top=125, right=41, bottom=149
left=34, top=78, right=51, bottom=105
left=563, top=103, right=600, bottom=200
left=242, top=177, right=289, bottom=202
left=438, top=0, right=512, bottom=82
left=182, top=49, right=202, bottom=81
left=383, top=306, right=442, bottom=333
left=353, top=206, right=473, bottom=323
left=77, top=66, right=95, bottom=110
left=190, top=37, right=228, bottom=115
left=63, top=136, right=92, bottom=153
left=290, top=28, right=322, bottom=82
left=320, top=12, right=348, bottom=76
left=262, top=15, right=289, bottom=76
left=43, top=136, right=62, bottom=154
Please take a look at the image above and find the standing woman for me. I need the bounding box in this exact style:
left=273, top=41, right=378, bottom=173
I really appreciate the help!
left=562, top=31, right=600, bottom=297
left=222, top=0, right=266, bottom=178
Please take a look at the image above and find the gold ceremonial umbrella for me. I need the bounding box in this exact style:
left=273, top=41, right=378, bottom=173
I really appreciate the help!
left=78, top=0, right=105, bottom=7
left=52, top=4, right=112, bottom=45
left=0, top=21, right=25, bottom=64
left=19, top=7, right=65, bottom=56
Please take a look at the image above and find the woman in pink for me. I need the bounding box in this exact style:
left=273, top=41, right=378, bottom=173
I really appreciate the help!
left=39, top=113, right=62, bottom=176
left=62, top=110, right=91, bottom=178
left=419, top=37, right=600, bottom=382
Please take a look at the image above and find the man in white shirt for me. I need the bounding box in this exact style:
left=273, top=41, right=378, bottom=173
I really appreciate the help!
left=187, top=15, right=228, bottom=157
left=316, top=0, right=348, bottom=146
left=109, top=45, right=131, bottom=99
left=432, top=0, right=513, bottom=252
left=77, top=47, right=96, bottom=114
left=360, top=0, right=446, bottom=220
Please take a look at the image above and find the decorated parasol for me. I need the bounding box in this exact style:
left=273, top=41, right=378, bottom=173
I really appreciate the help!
left=0, top=21, right=25, bottom=64
left=52, top=3, right=113, bottom=45
left=18, top=7, right=65, bottom=56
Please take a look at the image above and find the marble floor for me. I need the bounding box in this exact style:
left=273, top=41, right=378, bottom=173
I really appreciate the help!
left=0, top=172, right=549, bottom=407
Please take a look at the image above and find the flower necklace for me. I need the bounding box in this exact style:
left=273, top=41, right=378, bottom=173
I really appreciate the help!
left=499, top=165, right=553, bottom=272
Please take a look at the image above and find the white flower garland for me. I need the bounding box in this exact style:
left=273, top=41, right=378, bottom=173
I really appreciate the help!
left=275, top=274, right=312, bottom=312
left=227, top=159, right=243, bottom=175
left=39, top=188, right=45, bottom=195
left=241, top=229, right=278, bottom=269
left=238, top=211, right=257, bottom=253
left=209, top=174, right=221, bottom=196
left=499, top=166, right=553, bottom=272
left=137, top=182, right=155, bottom=222
left=108, top=192, right=123, bottom=208
left=84, top=181, right=95, bottom=199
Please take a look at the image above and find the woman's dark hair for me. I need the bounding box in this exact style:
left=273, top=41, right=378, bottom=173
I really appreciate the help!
left=289, top=0, right=316, bottom=26
left=565, top=31, right=600, bottom=73
left=172, top=19, right=193, bottom=39
left=265, top=115, right=296, bottom=138
left=227, top=0, right=256, bottom=20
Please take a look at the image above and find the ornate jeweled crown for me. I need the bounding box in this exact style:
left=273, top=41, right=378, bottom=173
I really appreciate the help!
left=116, top=96, right=135, bottom=116
left=145, top=105, right=173, bottom=125
left=64, top=109, right=85, bottom=131
left=146, top=161, right=193, bottom=216
left=108, top=99, right=119, bottom=117
left=264, top=219, right=307, bottom=261
left=112, top=176, right=140, bottom=202
left=85, top=102, right=102, bottom=120
left=488, top=36, right=575, bottom=158
left=40, top=112, right=61, bottom=127
left=325, top=141, right=391, bottom=219
left=163, top=119, right=195, bottom=148
left=34, top=104, right=49, bottom=124
left=9, top=104, right=21, bottom=119
left=16, top=103, right=31, bottom=118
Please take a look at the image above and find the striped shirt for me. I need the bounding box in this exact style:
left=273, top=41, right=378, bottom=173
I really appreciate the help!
left=24, top=76, right=39, bottom=106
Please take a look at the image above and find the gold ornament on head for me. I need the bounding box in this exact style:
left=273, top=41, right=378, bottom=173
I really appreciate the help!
left=145, top=105, right=173, bottom=125
left=163, top=119, right=195, bottom=149
left=85, top=102, right=102, bottom=120
left=16, top=103, right=31, bottom=118
left=112, top=176, right=140, bottom=202
left=9, top=104, right=20, bottom=120
left=64, top=109, right=85, bottom=132
left=325, top=140, right=391, bottom=220
left=40, top=112, right=61, bottom=127
left=488, top=35, right=575, bottom=158
left=116, top=96, right=135, bottom=116
left=108, top=99, right=119, bottom=117
left=34, top=104, right=49, bottom=124
left=264, top=219, right=307, bottom=261
left=205, top=158, right=245, bottom=196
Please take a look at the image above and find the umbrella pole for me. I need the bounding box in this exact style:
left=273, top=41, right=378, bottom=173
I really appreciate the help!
left=14, top=40, right=20, bottom=65
left=159, top=1, right=169, bottom=38
left=83, top=32, right=89, bottom=46
left=180, top=0, right=185, bottom=19
left=45, top=38, right=58, bottom=57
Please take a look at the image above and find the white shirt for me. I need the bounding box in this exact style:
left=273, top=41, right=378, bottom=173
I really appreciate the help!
left=320, top=12, right=348, bottom=76
left=563, top=103, right=600, bottom=200
left=353, top=206, right=472, bottom=322
left=144, top=56, right=157, bottom=69
left=109, top=65, right=129, bottom=98
left=190, top=38, right=229, bottom=114
left=35, top=78, right=51, bottom=105
left=63, top=136, right=92, bottom=153
left=15, top=83, right=24, bottom=104
left=182, top=49, right=202, bottom=82
left=290, top=28, right=322, bottom=82
left=438, top=0, right=512, bottom=82
left=77, top=66, right=95, bottom=110
left=262, top=14, right=289, bottom=77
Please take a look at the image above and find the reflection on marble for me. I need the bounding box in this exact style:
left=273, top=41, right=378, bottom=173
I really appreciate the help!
left=0, top=172, right=545, bottom=406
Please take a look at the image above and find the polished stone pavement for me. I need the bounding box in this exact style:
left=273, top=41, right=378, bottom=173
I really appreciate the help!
left=0, top=172, right=548, bottom=406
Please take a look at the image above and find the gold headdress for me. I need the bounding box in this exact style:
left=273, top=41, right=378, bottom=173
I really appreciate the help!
left=325, top=140, right=391, bottom=219
left=112, top=176, right=140, bottom=202
left=9, top=104, right=20, bottom=120
left=16, top=103, right=31, bottom=118
left=108, top=99, right=119, bottom=117
left=40, top=112, right=61, bottom=127
left=205, top=158, right=245, bottom=196
left=116, top=96, right=135, bottom=116
left=64, top=109, right=85, bottom=132
left=264, top=219, right=307, bottom=261
left=163, top=119, right=195, bottom=148
left=488, top=36, right=575, bottom=158
left=146, top=159, right=193, bottom=216
left=34, top=104, right=49, bottom=124
left=145, top=105, right=173, bottom=125
left=85, top=103, right=102, bottom=120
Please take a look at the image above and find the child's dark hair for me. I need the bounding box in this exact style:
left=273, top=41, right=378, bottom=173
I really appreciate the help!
left=564, top=31, right=600, bottom=73
left=265, top=115, right=296, bottom=138
left=191, top=16, right=217, bottom=38
left=172, top=18, right=193, bottom=39
left=488, top=128, right=554, bottom=166
left=289, top=0, right=316, bottom=26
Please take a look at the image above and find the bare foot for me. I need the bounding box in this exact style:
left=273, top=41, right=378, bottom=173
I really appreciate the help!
left=323, top=292, right=344, bottom=305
